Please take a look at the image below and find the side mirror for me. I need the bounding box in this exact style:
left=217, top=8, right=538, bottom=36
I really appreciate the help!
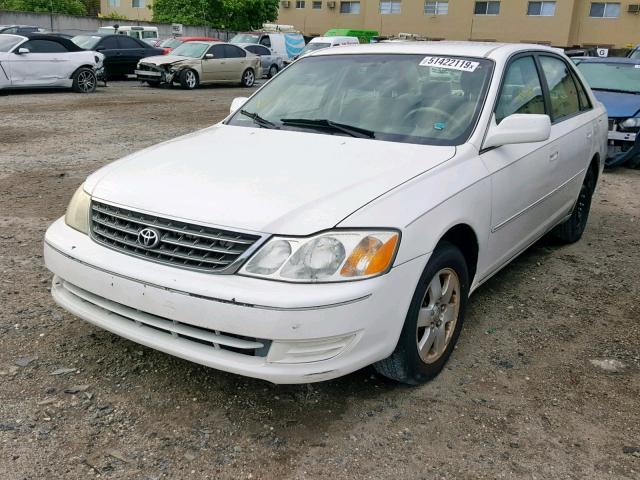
left=16, top=47, right=30, bottom=54
left=483, top=114, right=551, bottom=149
left=230, top=96, right=248, bottom=114
left=204, top=53, right=214, bottom=59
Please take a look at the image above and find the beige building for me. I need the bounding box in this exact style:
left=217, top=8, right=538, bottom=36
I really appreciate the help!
left=277, top=1, right=640, bottom=48
left=100, top=0, right=153, bottom=22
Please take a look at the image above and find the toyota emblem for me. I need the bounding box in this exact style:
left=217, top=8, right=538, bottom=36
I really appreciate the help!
left=137, top=227, right=161, bottom=249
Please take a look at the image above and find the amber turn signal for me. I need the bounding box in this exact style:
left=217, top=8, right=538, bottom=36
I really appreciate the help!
left=340, top=234, right=399, bottom=278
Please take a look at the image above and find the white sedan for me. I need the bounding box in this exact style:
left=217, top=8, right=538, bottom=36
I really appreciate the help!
left=0, top=33, right=103, bottom=93
left=44, top=42, right=607, bottom=384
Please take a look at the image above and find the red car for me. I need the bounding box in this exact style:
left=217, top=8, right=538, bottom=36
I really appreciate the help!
left=156, top=36, right=222, bottom=54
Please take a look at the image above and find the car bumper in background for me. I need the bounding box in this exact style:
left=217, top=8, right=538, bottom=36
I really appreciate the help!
left=44, top=218, right=425, bottom=383
left=606, top=128, right=640, bottom=167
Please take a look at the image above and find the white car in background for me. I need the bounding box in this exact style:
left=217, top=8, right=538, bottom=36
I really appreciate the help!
left=0, top=33, right=103, bottom=93
left=297, top=36, right=360, bottom=58
left=45, top=42, right=606, bottom=384
left=235, top=43, right=285, bottom=78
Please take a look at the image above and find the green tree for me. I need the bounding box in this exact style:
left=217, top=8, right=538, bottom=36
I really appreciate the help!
left=0, top=0, right=87, bottom=16
left=152, top=0, right=278, bottom=31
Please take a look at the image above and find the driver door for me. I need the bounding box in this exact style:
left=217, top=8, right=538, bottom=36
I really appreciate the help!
left=201, top=44, right=226, bottom=82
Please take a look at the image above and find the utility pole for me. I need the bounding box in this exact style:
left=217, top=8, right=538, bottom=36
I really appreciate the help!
left=49, top=0, right=54, bottom=31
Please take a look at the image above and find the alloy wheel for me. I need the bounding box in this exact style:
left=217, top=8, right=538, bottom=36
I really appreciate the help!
left=243, top=70, right=255, bottom=87
left=416, top=268, right=460, bottom=364
left=77, top=70, right=95, bottom=93
left=185, top=71, right=197, bottom=89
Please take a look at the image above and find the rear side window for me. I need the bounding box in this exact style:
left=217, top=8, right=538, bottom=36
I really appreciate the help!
left=22, top=39, right=69, bottom=53
left=539, top=56, right=581, bottom=120
left=118, top=36, right=142, bottom=49
left=224, top=45, right=246, bottom=58
left=495, top=56, right=546, bottom=123
left=251, top=45, right=270, bottom=55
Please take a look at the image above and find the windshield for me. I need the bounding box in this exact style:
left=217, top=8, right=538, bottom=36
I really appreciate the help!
left=231, top=34, right=260, bottom=44
left=227, top=54, right=492, bottom=146
left=576, top=62, right=640, bottom=94
left=159, top=38, right=182, bottom=48
left=72, top=35, right=101, bottom=49
left=300, top=43, right=331, bottom=55
left=171, top=42, right=208, bottom=58
left=0, top=34, right=22, bottom=52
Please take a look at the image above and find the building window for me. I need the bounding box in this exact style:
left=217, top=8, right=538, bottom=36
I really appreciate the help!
left=380, top=1, right=401, bottom=14
left=589, top=2, right=620, bottom=17
left=131, top=0, right=144, bottom=7
left=340, top=1, right=360, bottom=13
left=312, top=1, right=322, bottom=8
left=474, top=1, right=500, bottom=15
left=424, top=1, right=448, bottom=15
left=527, top=1, right=556, bottom=16
left=295, top=0, right=305, bottom=8
left=108, top=0, right=119, bottom=6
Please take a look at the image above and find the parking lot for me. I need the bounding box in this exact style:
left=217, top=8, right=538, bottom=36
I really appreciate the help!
left=1, top=81, right=639, bottom=479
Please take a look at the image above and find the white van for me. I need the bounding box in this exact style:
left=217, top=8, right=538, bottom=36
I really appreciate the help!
left=297, top=36, right=360, bottom=58
left=230, top=30, right=305, bottom=62
left=98, top=26, right=159, bottom=45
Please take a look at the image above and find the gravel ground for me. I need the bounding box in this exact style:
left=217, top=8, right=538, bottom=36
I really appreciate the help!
left=0, top=82, right=639, bottom=480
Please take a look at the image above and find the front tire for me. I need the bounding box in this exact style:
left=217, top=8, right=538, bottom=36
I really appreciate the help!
left=374, top=242, right=469, bottom=384
left=550, top=164, right=597, bottom=243
left=179, top=69, right=199, bottom=90
left=241, top=68, right=255, bottom=87
left=72, top=68, right=97, bottom=93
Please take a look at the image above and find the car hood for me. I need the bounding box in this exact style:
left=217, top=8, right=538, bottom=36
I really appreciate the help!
left=85, top=125, right=456, bottom=235
left=592, top=90, right=640, bottom=118
left=140, top=55, right=194, bottom=66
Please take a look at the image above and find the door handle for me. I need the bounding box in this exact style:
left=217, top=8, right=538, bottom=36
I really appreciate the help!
left=586, top=131, right=593, bottom=139
left=549, top=151, right=559, bottom=162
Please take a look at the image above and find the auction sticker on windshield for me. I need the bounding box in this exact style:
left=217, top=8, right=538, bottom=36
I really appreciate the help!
left=419, top=57, right=480, bottom=72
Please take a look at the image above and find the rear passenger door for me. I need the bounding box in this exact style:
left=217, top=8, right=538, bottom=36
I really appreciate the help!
left=537, top=55, right=593, bottom=216
left=482, top=54, right=555, bottom=272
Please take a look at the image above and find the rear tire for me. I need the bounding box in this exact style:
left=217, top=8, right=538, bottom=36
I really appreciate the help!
left=550, top=164, right=597, bottom=243
left=374, top=242, right=469, bottom=384
left=179, top=69, right=199, bottom=90
left=72, top=68, right=97, bottom=93
left=241, top=68, right=255, bottom=87
left=268, top=64, right=278, bottom=78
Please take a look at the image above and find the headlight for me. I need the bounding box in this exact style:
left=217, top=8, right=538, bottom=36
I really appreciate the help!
left=240, top=230, right=400, bottom=283
left=65, top=185, right=91, bottom=234
left=620, top=117, right=640, bottom=128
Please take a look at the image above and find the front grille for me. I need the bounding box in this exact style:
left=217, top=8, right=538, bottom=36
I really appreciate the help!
left=90, top=201, right=262, bottom=273
left=137, top=63, right=158, bottom=72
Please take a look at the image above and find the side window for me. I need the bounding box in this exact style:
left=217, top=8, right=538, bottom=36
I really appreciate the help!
left=22, top=40, right=69, bottom=53
left=495, top=56, right=546, bottom=123
left=211, top=44, right=226, bottom=58
left=570, top=70, right=592, bottom=111
left=244, top=45, right=258, bottom=54
left=224, top=45, right=246, bottom=58
left=259, top=35, right=272, bottom=48
left=256, top=46, right=271, bottom=56
left=539, top=55, right=580, bottom=120
left=100, top=37, right=119, bottom=49
left=118, top=36, right=142, bottom=49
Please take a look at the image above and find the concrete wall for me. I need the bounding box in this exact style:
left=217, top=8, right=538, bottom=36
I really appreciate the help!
left=277, top=0, right=638, bottom=48
left=0, top=10, right=236, bottom=40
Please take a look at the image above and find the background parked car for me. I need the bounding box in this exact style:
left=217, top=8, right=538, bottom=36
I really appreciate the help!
left=0, top=33, right=102, bottom=93
left=156, top=36, right=221, bottom=55
left=0, top=25, right=47, bottom=35
left=98, top=26, right=159, bottom=46
left=296, top=36, right=360, bottom=59
left=72, top=33, right=164, bottom=78
left=234, top=43, right=284, bottom=78
left=136, top=41, right=261, bottom=89
left=574, top=56, right=640, bottom=168
left=229, top=31, right=305, bottom=62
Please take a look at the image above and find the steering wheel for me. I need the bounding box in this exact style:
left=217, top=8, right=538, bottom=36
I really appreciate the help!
left=402, top=107, right=454, bottom=128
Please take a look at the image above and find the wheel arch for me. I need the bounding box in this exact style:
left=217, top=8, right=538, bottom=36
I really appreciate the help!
left=69, top=64, right=95, bottom=79
left=435, top=223, right=479, bottom=286
left=589, top=151, right=600, bottom=183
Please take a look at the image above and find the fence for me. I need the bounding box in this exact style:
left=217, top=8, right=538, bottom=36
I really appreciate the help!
left=0, top=10, right=236, bottom=40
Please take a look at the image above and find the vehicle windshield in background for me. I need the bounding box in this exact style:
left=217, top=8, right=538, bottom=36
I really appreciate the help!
left=159, top=38, right=182, bottom=48
left=300, top=43, right=331, bottom=55
left=0, top=34, right=22, bottom=52
left=576, top=62, right=640, bottom=94
left=72, top=35, right=101, bottom=50
left=230, top=34, right=260, bottom=44
left=171, top=42, right=208, bottom=58
left=227, top=54, right=493, bottom=146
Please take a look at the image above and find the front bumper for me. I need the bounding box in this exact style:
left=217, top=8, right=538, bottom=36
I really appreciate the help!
left=44, top=218, right=425, bottom=384
left=606, top=126, right=640, bottom=167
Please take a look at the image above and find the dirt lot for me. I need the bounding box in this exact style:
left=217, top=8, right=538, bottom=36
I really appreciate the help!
left=0, top=82, right=639, bottom=480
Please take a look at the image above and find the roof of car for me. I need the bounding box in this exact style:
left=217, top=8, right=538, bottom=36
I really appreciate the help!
left=19, top=33, right=85, bottom=51
left=574, top=56, right=640, bottom=64
left=310, top=41, right=561, bottom=61
left=178, top=36, right=220, bottom=41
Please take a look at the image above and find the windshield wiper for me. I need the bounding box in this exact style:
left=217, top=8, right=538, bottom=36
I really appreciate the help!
left=239, top=109, right=278, bottom=129
left=280, top=118, right=375, bottom=138
left=592, top=87, right=640, bottom=95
